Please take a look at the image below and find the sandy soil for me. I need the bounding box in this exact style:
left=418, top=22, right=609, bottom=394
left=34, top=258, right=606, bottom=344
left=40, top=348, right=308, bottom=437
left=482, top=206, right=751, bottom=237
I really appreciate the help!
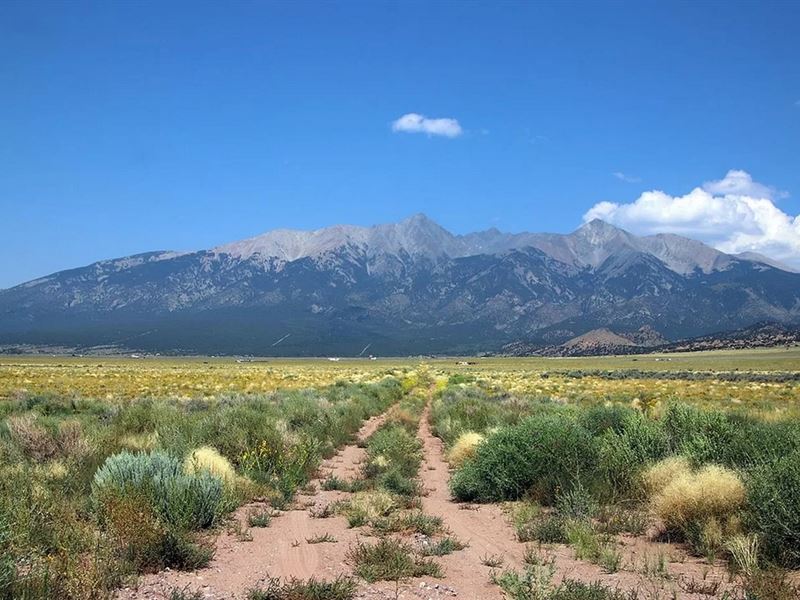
left=116, top=412, right=388, bottom=599
left=117, top=404, right=746, bottom=600
left=412, top=406, right=740, bottom=600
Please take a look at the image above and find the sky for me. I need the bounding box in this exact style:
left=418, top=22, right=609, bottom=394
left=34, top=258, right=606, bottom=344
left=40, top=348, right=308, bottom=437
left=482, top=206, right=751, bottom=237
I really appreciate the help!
left=1, top=0, right=799, bottom=288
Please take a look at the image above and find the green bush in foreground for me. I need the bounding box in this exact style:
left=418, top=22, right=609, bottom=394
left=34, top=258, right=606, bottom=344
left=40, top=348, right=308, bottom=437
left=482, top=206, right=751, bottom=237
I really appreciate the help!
left=347, top=538, right=441, bottom=582
left=93, top=450, right=226, bottom=530
left=0, top=378, right=404, bottom=599
left=746, top=450, right=800, bottom=568
left=362, top=419, right=423, bottom=497
left=90, top=450, right=226, bottom=572
left=450, top=413, right=596, bottom=503
left=493, top=565, right=638, bottom=600
left=596, top=412, right=668, bottom=499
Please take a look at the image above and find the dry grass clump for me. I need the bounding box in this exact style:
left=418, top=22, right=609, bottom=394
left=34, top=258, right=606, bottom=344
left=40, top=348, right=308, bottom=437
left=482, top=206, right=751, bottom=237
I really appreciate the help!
left=642, top=455, right=692, bottom=496
left=56, top=420, right=90, bottom=459
left=184, top=446, right=237, bottom=484
left=6, top=414, right=58, bottom=461
left=42, top=461, right=69, bottom=480
left=646, top=458, right=745, bottom=556
left=651, top=464, right=745, bottom=530
left=343, top=490, right=397, bottom=522
left=6, top=415, right=90, bottom=462
left=447, top=431, right=485, bottom=468
left=384, top=405, right=418, bottom=432
left=120, top=431, right=160, bottom=452
left=726, top=534, right=760, bottom=579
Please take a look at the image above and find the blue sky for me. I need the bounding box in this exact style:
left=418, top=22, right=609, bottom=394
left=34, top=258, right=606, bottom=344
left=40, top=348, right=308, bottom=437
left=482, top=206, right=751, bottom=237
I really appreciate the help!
left=2, top=0, right=799, bottom=287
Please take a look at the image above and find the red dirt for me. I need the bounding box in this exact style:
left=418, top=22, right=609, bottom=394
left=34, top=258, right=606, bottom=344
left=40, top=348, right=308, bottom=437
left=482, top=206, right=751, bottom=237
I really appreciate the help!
left=116, top=412, right=388, bottom=600
left=117, top=404, right=751, bottom=600
left=412, top=407, right=739, bottom=600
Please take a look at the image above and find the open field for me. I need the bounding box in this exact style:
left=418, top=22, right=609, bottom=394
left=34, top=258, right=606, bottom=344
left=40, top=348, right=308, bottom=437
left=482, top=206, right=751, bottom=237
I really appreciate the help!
left=2, top=349, right=800, bottom=599
left=3, top=348, right=800, bottom=413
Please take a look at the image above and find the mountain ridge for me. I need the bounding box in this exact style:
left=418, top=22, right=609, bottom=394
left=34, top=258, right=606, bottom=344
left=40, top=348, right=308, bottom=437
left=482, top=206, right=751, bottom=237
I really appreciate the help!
left=206, top=214, right=792, bottom=275
left=1, top=215, right=798, bottom=356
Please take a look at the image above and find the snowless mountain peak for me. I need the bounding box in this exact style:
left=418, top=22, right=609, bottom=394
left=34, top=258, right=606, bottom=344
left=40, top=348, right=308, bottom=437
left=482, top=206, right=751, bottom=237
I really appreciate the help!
left=576, top=218, right=625, bottom=237
left=2, top=216, right=798, bottom=356
left=213, top=213, right=459, bottom=263
left=211, top=215, right=789, bottom=275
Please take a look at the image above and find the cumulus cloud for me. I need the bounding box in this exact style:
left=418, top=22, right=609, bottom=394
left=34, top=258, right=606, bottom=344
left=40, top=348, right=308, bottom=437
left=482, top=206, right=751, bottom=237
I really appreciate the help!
left=584, top=170, right=800, bottom=267
left=701, top=169, right=785, bottom=200
left=391, top=113, right=463, bottom=138
left=612, top=171, right=641, bottom=183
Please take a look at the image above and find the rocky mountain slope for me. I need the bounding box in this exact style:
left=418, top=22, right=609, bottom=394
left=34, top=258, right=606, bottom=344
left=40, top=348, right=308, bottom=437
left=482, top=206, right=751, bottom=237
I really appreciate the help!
left=1, top=215, right=798, bottom=355
left=503, top=326, right=667, bottom=357
left=662, top=322, right=800, bottom=353
left=504, top=322, right=800, bottom=357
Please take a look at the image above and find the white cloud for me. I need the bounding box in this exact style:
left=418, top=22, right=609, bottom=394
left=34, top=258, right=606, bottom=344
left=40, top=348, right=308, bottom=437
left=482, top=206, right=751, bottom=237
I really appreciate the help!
left=391, top=113, right=463, bottom=138
left=701, top=169, right=785, bottom=200
left=584, top=170, right=800, bottom=267
left=613, top=171, right=641, bottom=183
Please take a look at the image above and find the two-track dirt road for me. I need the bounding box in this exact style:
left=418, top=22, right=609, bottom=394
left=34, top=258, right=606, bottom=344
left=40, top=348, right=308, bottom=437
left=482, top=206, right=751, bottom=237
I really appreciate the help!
left=119, top=402, right=736, bottom=600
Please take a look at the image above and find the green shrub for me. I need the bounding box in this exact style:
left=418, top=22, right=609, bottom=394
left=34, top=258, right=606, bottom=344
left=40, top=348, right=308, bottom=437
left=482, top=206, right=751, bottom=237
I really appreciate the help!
left=550, top=579, right=637, bottom=600
left=347, top=539, right=441, bottom=582
left=596, top=412, right=668, bottom=499
left=92, top=456, right=218, bottom=571
left=660, top=404, right=800, bottom=469
left=93, top=450, right=225, bottom=530
left=518, top=515, right=567, bottom=544
left=247, top=507, right=272, bottom=528
left=556, top=483, right=598, bottom=521
left=321, top=475, right=347, bottom=491
left=158, top=530, right=215, bottom=570
left=364, top=424, right=421, bottom=480
left=493, top=566, right=638, bottom=600
left=578, top=404, right=636, bottom=436
left=360, top=420, right=422, bottom=497
left=492, top=565, right=556, bottom=600
left=373, top=511, right=444, bottom=536
left=746, top=450, right=800, bottom=568
left=420, top=536, right=466, bottom=556
left=450, top=413, right=596, bottom=503
left=564, top=521, right=621, bottom=573
left=377, top=469, right=418, bottom=496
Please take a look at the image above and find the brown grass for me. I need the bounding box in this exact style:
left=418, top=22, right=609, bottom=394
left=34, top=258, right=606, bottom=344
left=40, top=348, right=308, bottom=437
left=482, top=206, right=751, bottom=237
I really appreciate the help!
left=642, top=456, right=692, bottom=497
left=7, top=414, right=58, bottom=461
left=447, top=431, right=485, bottom=468
left=651, top=464, right=745, bottom=531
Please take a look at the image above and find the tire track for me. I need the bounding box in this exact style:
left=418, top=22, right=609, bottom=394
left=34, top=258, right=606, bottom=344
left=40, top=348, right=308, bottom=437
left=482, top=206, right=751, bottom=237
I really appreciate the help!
left=416, top=404, right=525, bottom=600
left=117, top=410, right=391, bottom=599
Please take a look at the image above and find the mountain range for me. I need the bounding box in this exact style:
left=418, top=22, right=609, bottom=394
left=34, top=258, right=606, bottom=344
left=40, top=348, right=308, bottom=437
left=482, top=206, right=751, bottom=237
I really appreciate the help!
left=1, top=214, right=798, bottom=356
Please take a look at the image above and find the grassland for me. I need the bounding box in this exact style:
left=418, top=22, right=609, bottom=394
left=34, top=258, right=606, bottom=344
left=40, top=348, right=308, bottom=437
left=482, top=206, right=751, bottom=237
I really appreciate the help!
left=1, top=348, right=799, bottom=599
left=3, top=348, right=799, bottom=413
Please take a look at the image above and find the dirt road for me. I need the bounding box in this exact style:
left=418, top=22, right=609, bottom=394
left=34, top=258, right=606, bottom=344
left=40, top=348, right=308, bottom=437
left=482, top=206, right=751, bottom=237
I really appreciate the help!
left=118, top=403, right=736, bottom=600
left=117, top=412, right=389, bottom=599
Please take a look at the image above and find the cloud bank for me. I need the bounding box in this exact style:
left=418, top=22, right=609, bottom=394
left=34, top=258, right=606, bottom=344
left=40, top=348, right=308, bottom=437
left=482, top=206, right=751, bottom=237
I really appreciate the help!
left=392, top=113, right=463, bottom=138
left=584, top=170, right=800, bottom=267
